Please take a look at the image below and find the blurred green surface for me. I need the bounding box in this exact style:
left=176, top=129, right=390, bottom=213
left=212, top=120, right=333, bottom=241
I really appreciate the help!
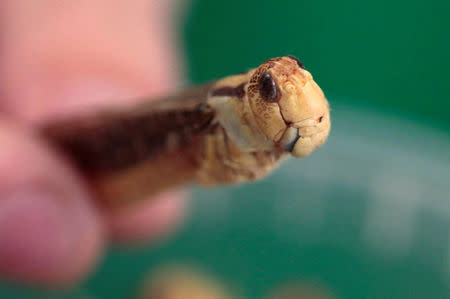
left=1, top=0, right=450, bottom=298
left=184, top=0, right=450, bottom=130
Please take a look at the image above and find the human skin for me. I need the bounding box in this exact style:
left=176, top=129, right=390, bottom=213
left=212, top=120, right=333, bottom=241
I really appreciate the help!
left=0, top=0, right=186, bottom=286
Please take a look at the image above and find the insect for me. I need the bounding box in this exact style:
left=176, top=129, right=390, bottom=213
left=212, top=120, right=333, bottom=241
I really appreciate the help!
left=42, top=56, right=331, bottom=205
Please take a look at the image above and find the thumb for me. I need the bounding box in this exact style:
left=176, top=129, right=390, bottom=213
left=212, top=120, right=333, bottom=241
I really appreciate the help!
left=0, top=122, right=105, bottom=285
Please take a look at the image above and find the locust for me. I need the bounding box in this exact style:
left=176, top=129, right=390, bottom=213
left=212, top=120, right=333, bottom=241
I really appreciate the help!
left=42, top=56, right=331, bottom=204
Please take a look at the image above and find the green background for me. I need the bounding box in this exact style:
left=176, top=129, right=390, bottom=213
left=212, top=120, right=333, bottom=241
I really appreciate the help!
left=1, top=0, right=450, bottom=298
left=185, top=0, right=450, bottom=130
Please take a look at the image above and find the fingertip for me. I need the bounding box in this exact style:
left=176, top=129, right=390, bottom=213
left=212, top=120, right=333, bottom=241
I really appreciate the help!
left=106, top=190, right=187, bottom=244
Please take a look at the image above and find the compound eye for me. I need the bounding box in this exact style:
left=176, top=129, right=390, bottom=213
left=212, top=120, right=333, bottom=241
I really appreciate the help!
left=258, top=73, right=279, bottom=102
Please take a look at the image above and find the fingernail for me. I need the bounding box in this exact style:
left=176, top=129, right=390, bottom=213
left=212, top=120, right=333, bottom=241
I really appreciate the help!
left=0, top=189, right=81, bottom=284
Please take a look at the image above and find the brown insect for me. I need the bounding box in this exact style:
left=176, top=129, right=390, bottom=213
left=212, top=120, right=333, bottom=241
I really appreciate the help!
left=42, top=56, right=331, bottom=205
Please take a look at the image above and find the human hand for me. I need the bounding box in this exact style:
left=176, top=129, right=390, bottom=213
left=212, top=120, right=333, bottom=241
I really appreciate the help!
left=0, top=0, right=186, bottom=286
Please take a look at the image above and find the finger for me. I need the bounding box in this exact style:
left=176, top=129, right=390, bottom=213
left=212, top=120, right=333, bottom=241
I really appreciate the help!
left=0, top=0, right=181, bottom=124
left=106, top=191, right=187, bottom=243
left=0, top=0, right=187, bottom=244
left=0, top=122, right=105, bottom=286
